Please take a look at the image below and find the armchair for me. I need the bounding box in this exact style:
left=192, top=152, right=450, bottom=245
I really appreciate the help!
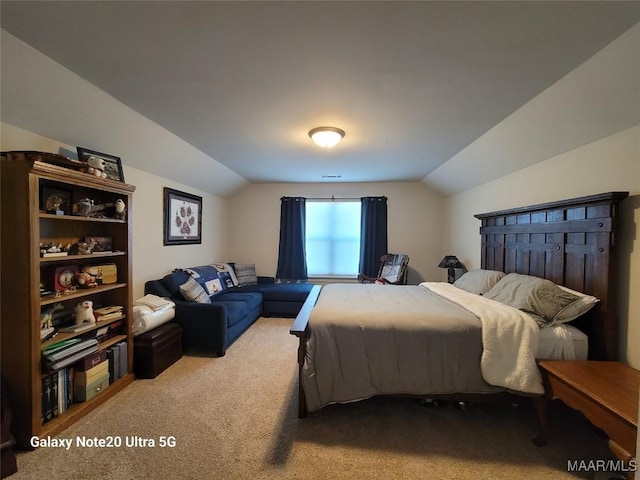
left=358, top=253, right=409, bottom=285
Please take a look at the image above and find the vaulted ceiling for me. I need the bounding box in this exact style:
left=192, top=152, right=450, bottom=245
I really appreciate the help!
left=1, top=1, right=638, bottom=196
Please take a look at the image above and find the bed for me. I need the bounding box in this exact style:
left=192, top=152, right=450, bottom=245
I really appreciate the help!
left=290, top=192, right=629, bottom=435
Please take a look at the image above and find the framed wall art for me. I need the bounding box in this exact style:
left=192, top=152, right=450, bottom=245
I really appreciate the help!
left=76, top=147, right=125, bottom=182
left=163, top=187, right=202, bottom=246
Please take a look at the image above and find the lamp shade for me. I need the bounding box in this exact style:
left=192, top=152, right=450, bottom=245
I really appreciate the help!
left=309, top=127, right=345, bottom=148
left=438, top=255, right=464, bottom=269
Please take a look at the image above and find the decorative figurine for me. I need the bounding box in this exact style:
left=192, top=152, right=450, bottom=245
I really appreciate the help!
left=86, top=156, right=107, bottom=178
left=76, top=198, right=93, bottom=217
left=76, top=271, right=98, bottom=288
left=74, top=300, right=96, bottom=325
left=45, top=195, right=66, bottom=215
left=114, top=199, right=126, bottom=220
left=40, top=303, right=63, bottom=330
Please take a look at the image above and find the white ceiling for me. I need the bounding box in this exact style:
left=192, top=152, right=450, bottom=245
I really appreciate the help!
left=1, top=1, right=639, bottom=194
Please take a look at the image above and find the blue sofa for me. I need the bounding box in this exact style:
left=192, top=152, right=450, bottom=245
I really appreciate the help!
left=144, top=265, right=314, bottom=356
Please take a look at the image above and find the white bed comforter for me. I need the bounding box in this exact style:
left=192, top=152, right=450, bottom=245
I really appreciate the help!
left=423, top=282, right=543, bottom=395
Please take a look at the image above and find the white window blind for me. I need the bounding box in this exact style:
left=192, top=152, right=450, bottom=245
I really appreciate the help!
left=305, top=200, right=361, bottom=276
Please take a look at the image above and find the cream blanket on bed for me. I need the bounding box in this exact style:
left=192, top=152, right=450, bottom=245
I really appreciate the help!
left=423, top=282, right=543, bottom=394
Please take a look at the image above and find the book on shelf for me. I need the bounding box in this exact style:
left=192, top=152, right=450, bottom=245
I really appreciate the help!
left=58, top=323, right=96, bottom=334
left=42, top=368, right=75, bottom=424
left=107, top=346, right=119, bottom=384
left=96, top=312, right=122, bottom=322
left=44, top=338, right=98, bottom=363
left=45, top=344, right=99, bottom=372
left=94, top=320, right=123, bottom=343
left=51, top=374, right=59, bottom=418
left=118, top=341, right=128, bottom=379
left=42, top=251, right=69, bottom=258
left=94, top=306, right=123, bottom=322
left=42, top=374, right=53, bottom=422
left=42, top=338, right=81, bottom=356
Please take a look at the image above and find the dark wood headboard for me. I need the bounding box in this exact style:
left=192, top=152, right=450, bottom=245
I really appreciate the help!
left=475, top=192, right=629, bottom=361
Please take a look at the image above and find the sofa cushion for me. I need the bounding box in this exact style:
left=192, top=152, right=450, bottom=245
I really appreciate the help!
left=234, top=263, right=258, bottom=286
left=214, top=292, right=262, bottom=327
left=161, top=270, right=192, bottom=298
left=179, top=277, right=211, bottom=304
left=233, top=282, right=314, bottom=302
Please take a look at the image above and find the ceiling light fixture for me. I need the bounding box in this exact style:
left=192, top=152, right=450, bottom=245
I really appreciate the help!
left=309, top=127, right=345, bottom=148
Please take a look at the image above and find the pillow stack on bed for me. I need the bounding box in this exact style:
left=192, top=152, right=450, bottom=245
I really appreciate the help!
left=453, top=269, right=505, bottom=295
left=454, top=270, right=599, bottom=327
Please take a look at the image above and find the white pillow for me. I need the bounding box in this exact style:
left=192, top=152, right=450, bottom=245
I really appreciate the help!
left=179, top=277, right=211, bottom=304
left=453, top=269, right=506, bottom=295
left=553, top=285, right=599, bottom=324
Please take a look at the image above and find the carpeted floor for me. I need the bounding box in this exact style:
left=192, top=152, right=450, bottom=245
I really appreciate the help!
left=10, top=318, right=616, bottom=479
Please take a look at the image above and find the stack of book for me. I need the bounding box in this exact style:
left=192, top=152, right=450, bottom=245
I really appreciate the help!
left=41, top=338, right=99, bottom=423
left=94, top=305, right=123, bottom=322
left=106, top=341, right=128, bottom=384
left=42, top=338, right=99, bottom=371
left=41, top=349, right=110, bottom=422
left=41, top=369, right=73, bottom=423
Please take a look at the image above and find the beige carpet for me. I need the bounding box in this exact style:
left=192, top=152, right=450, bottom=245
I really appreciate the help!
left=10, top=318, right=615, bottom=479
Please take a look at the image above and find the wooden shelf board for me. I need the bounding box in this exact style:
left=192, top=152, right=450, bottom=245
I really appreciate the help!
left=40, top=251, right=126, bottom=263
left=39, top=213, right=126, bottom=224
left=40, top=315, right=126, bottom=350
left=40, top=283, right=127, bottom=306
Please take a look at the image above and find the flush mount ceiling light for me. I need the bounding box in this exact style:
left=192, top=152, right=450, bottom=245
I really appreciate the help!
left=308, top=127, right=345, bottom=148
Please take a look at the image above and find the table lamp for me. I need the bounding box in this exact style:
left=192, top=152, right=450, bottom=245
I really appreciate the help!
left=438, top=255, right=465, bottom=284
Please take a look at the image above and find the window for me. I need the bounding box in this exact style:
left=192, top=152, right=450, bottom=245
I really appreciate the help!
left=305, top=200, right=361, bottom=276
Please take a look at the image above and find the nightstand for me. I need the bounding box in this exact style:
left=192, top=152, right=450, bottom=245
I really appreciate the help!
left=537, top=360, right=639, bottom=472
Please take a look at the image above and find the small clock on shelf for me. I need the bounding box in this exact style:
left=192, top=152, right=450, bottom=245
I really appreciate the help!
left=51, top=265, right=79, bottom=292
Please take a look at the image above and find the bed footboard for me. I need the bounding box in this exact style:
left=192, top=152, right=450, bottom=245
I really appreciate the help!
left=290, top=284, right=322, bottom=418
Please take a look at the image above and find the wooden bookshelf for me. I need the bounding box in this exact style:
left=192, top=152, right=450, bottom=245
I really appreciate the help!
left=1, top=151, right=136, bottom=449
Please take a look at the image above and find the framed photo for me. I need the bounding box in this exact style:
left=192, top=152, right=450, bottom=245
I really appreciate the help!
left=40, top=186, right=72, bottom=215
left=163, top=187, right=202, bottom=246
left=76, top=147, right=125, bottom=182
left=85, top=236, right=113, bottom=253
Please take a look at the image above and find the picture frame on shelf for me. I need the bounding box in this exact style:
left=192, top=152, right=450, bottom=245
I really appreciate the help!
left=163, top=187, right=202, bottom=246
left=76, top=147, right=125, bottom=182
left=40, top=186, right=72, bottom=215
left=85, top=236, right=113, bottom=253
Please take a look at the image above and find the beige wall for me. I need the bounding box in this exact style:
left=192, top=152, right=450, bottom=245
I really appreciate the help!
left=227, top=182, right=445, bottom=284
left=1, top=123, right=229, bottom=299
left=443, top=126, right=640, bottom=368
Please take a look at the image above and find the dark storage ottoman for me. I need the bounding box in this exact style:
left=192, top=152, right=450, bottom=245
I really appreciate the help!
left=134, top=322, right=182, bottom=379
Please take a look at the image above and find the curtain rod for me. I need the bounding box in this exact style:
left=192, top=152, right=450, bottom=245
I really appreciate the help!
left=281, top=196, right=387, bottom=201
left=306, top=196, right=360, bottom=201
